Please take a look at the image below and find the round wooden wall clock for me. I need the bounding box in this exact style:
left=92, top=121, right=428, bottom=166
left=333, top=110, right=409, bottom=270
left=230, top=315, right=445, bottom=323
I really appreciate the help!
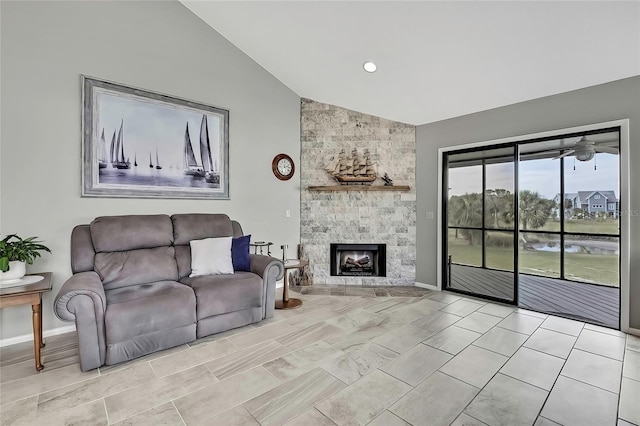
left=272, top=153, right=295, bottom=181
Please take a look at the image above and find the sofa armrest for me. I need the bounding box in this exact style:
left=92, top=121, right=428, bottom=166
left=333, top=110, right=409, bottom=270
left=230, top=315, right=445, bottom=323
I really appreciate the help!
left=54, top=271, right=107, bottom=371
left=250, top=254, right=284, bottom=319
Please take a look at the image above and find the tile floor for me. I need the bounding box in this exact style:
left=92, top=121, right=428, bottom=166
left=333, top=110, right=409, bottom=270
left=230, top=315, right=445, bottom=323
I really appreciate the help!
left=0, top=287, right=638, bottom=426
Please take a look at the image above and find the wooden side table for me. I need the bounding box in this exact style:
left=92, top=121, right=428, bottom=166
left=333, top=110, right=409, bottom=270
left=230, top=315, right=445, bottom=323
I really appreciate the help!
left=0, top=272, right=52, bottom=371
left=275, top=259, right=308, bottom=310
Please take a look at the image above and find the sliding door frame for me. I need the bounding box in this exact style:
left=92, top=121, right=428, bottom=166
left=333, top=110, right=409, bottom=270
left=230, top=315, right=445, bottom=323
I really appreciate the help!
left=436, top=119, right=630, bottom=332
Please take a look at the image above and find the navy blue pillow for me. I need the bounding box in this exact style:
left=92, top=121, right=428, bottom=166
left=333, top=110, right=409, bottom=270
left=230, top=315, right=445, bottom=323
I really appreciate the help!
left=231, top=234, right=251, bottom=272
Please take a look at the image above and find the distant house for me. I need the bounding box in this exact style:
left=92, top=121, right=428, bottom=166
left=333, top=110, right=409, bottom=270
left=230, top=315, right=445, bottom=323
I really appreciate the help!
left=553, top=190, right=619, bottom=218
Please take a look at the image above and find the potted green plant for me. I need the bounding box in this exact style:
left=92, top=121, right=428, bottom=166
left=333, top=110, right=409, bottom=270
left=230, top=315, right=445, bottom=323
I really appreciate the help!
left=0, top=234, right=51, bottom=282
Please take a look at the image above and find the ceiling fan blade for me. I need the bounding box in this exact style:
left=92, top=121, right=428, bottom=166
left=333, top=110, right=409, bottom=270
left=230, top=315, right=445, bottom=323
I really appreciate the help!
left=595, top=146, right=619, bottom=155
left=552, top=150, right=575, bottom=160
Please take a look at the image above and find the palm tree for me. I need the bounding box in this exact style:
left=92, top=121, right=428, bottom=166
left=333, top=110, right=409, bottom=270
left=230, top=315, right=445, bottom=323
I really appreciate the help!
left=448, top=193, right=482, bottom=244
left=503, top=190, right=556, bottom=230
left=485, top=188, right=512, bottom=228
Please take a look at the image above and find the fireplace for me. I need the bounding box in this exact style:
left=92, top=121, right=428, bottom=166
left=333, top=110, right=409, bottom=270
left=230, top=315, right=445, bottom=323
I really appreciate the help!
left=330, top=243, right=386, bottom=277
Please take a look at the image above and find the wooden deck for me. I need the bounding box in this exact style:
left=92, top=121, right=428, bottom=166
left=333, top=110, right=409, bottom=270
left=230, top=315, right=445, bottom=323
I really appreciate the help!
left=449, top=264, right=619, bottom=329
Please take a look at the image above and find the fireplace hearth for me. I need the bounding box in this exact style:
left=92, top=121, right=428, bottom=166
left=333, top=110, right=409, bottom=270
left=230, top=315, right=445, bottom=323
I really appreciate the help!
left=330, top=243, right=386, bottom=277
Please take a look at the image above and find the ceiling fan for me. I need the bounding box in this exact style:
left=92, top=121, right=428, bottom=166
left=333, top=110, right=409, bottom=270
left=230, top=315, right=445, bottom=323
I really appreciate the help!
left=552, top=136, right=619, bottom=162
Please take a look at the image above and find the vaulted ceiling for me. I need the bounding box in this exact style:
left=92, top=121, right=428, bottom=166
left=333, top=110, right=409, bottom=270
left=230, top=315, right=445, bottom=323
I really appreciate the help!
left=181, top=1, right=640, bottom=125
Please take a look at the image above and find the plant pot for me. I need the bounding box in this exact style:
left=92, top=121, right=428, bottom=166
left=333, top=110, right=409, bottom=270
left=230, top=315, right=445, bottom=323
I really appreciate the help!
left=0, top=261, right=27, bottom=283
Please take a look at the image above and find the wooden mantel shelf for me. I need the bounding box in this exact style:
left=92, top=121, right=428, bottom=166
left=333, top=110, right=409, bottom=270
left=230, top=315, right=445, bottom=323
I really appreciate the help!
left=307, top=185, right=411, bottom=192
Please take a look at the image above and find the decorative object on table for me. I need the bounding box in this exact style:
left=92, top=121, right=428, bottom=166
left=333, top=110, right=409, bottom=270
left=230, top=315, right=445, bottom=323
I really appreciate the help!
left=281, top=244, right=288, bottom=263
left=81, top=76, right=230, bottom=200
left=250, top=241, right=273, bottom=256
left=381, top=173, right=394, bottom=186
left=0, top=235, right=51, bottom=283
left=272, top=153, right=295, bottom=181
left=325, top=148, right=377, bottom=185
left=288, top=244, right=314, bottom=287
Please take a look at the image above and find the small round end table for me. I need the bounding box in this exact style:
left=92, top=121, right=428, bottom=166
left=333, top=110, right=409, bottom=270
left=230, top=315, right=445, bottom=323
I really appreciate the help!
left=275, top=259, right=308, bottom=310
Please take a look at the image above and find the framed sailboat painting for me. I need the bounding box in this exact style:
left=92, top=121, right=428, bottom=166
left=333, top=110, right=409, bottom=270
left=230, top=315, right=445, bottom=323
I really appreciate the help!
left=81, top=76, right=230, bottom=199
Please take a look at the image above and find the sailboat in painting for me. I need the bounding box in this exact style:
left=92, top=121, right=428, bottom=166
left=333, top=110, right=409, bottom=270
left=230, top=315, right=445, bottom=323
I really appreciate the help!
left=183, top=116, right=219, bottom=184
left=109, top=130, right=116, bottom=167
left=113, top=120, right=131, bottom=169
left=155, top=147, right=162, bottom=170
left=200, top=115, right=219, bottom=184
left=98, top=129, right=108, bottom=169
left=184, top=123, right=204, bottom=177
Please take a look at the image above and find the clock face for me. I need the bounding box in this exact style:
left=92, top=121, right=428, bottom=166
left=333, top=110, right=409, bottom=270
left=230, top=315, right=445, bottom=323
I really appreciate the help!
left=277, top=158, right=292, bottom=175
left=272, top=154, right=295, bottom=181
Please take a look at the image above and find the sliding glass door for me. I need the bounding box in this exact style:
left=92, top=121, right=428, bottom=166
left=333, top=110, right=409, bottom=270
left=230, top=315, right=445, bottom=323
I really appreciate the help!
left=442, top=128, right=621, bottom=328
left=444, top=146, right=517, bottom=304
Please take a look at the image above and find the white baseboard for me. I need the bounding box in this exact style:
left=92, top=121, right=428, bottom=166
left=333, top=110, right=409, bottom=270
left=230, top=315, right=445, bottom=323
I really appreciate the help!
left=415, top=282, right=438, bottom=291
left=0, top=324, right=76, bottom=348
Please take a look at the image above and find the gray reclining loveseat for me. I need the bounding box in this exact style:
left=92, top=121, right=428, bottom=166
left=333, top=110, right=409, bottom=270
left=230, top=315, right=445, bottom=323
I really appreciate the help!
left=54, top=213, right=284, bottom=371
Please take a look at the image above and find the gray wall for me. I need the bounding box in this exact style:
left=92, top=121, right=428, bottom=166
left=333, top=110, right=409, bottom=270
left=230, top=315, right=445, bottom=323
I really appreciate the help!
left=416, top=76, right=640, bottom=328
left=0, top=1, right=301, bottom=340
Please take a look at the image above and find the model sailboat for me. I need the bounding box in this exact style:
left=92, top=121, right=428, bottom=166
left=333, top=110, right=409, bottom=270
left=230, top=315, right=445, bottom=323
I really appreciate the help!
left=325, top=148, right=377, bottom=185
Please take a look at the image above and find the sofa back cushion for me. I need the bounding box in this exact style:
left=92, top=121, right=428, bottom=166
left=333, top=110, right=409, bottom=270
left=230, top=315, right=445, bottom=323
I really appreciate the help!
left=172, top=214, right=234, bottom=279
left=91, top=215, right=174, bottom=252
left=90, top=215, right=178, bottom=289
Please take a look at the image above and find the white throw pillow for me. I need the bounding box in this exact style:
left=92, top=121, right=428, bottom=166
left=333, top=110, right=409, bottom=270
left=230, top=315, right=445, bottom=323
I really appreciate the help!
left=189, top=237, right=234, bottom=277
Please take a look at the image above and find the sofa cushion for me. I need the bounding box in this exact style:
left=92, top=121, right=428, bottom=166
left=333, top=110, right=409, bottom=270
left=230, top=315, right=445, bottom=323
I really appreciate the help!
left=189, top=237, right=234, bottom=276
left=104, top=281, right=196, bottom=344
left=181, top=272, right=262, bottom=319
left=172, top=214, right=233, bottom=246
left=96, top=247, right=179, bottom=290
left=231, top=235, right=251, bottom=272
left=91, top=215, right=173, bottom=253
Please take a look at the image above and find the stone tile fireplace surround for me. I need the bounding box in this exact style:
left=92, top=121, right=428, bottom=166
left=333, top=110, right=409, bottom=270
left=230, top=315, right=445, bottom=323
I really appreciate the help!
left=300, top=99, right=416, bottom=286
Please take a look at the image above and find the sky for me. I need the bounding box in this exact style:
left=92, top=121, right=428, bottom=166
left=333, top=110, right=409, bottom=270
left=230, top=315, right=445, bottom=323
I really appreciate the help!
left=449, top=154, right=619, bottom=199
left=96, top=90, right=223, bottom=170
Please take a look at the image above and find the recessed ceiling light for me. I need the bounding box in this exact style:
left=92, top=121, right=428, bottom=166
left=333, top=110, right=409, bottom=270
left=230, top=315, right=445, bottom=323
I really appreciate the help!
left=363, top=61, right=377, bottom=73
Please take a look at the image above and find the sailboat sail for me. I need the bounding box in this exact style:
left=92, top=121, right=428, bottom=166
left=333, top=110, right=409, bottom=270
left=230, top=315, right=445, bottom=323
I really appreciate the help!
left=184, top=123, right=198, bottom=168
left=155, top=147, right=162, bottom=170
left=117, top=121, right=124, bottom=162
left=200, top=115, right=213, bottom=172
left=98, top=129, right=107, bottom=168
left=110, top=131, right=116, bottom=165
left=184, top=122, right=205, bottom=177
